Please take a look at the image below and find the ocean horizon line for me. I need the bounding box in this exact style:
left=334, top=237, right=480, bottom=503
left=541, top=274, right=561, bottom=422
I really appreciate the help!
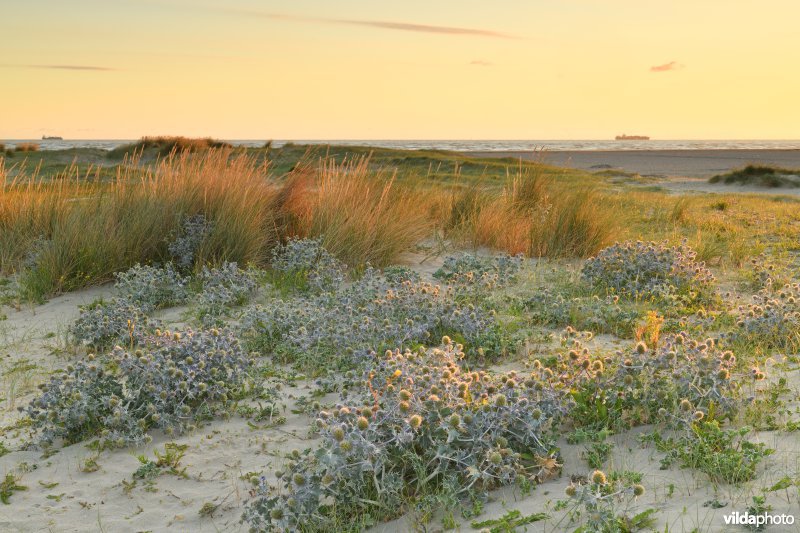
left=3, top=138, right=800, bottom=152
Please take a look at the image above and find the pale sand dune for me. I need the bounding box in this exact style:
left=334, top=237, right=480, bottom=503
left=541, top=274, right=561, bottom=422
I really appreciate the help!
left=0, top=270, right=797, bottom=532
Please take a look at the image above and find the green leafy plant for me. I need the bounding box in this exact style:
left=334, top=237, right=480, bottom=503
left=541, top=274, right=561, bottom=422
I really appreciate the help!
left=0, top=473, right=27, bottom=504
left=471, top=509, right=549, bottom=532
left=651, top=421, right=773, bottom=484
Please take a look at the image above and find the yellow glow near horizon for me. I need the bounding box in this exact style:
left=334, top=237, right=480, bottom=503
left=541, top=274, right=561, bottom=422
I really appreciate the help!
left=2, top=0, right=800, bottom=139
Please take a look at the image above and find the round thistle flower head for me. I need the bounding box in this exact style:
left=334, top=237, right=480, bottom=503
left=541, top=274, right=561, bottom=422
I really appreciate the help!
left=693, top=410, right=705, bottom=421
left=591, top=470, right=607, bottom=485
left=448, top=414, right=461, bottom=428
left=270, top=508, right=284, bottom=520
left=531, top=408, right=543, bottom=420
left=633, top=484, right=645, bottom=497
left=441, top=335, right=452, bottom=345
left=292, top=473, right=306, bottom=486
left=494, top=394, right=507, bottom=407
left=409, top=415, right=423, bottom=429
left=679, top=399, right=692, bottom=412
left=399, top=401, right=411, bottom=413
left=565, top=485, right=577, bottom=497
left=356, top=416, right=369, bottom=430
left=331, top=426, right=345, bottom=442
left=657, top=407, right=668, bottom=417
left=636, top=342, right=648, bottom=354
left=489, top=451, right=503, bottom=465
left=592, top=360, right=604, bottom=372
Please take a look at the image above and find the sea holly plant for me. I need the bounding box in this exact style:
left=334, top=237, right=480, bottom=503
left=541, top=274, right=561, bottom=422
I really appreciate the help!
left=193, top=262, right=260, bottom=325
left=522, top=289, right=642, bottom=338
left=560, top=328, right=759, bottom=430
left=239, top=266, right=515, bottom=372
left=167, top=213, right=214, bottom=271
left=70, top=297, right=151, bottom=350
left=434, top=253, right=525, bottom=296
left=28, top=328, right=253, bottom=449
left=242, top=339, right=566, bottom=531
left=582, top=240, right=717, bottom=307
left=564, top=470, right=653, bottom=532
left=382, top=265, right=422, bottom=286
left=113, top=263, right=189, bottom=311
left=270, top=237, right=346, bottom=293
left=727, top=282, right=800, bottom=353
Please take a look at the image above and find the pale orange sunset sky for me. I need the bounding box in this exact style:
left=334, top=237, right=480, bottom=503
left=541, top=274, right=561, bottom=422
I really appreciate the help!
left=2, top=0, right=799, bottom=140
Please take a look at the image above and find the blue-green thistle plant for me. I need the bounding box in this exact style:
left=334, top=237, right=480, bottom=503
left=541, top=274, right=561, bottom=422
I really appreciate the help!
left=28, top=328, right=253, bottom=449
left=582, top=240, right=716, bottom=306
left=242, top=339, right=565, bottom=531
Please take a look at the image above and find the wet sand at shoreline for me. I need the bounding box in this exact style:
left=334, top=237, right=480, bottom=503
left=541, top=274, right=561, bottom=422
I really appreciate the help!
left=467, top=149, right=800, bottom=178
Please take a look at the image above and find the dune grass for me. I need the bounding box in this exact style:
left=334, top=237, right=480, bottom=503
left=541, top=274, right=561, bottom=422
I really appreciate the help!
left=14, top=143, right=39, bottom=153
left=0, top=150, right=437, bottom=299
left=279, top=157, right=433, bottom=267
left=709, top=164, right=800, bottom=187
left=1, top=150, right=278, bottom=300
left=4, top=144, right=800, bottom=300
left=108, top=136, right=234, bottom=158
left=452, top=171, right=618, bottom=257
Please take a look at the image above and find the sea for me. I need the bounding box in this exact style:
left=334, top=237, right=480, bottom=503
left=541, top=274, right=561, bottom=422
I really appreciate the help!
left=3, top=139, right=800, bottom=152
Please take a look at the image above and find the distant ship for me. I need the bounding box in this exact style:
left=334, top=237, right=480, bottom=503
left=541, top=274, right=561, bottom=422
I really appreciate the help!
left=615, top=134, right=650, bottom=140
left=42, top=135, right=63, bottom=140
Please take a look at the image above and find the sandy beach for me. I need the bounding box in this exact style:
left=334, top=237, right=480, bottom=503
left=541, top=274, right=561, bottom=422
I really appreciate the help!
left=468, top=149, right=800, bottom=178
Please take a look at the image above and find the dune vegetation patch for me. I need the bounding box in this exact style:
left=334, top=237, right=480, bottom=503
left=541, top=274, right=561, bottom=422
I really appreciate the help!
left=12, top=143, right=40, bottom=153
left=0, top=150, right=433, bottom=301
left=1, top=145, right=800, bottom=532
left=107, top=136, right=234, bottom=158
left=448, top=172, right=618, bottom=258
left=709, top=164, right=800, bottom=188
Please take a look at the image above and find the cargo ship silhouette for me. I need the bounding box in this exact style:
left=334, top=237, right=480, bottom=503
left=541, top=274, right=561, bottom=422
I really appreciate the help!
left=615, top=134, right=650, bottom=140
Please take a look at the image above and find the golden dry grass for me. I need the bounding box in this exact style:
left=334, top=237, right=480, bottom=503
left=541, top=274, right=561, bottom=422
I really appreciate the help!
left=280, top=157, right=433, bottom=267
left=1, top=150, right=277, bottom=298
left=14, top=143, right=40, bottom=152
left=453, top=172, right=617, bottom=258
left=0, top=151, right=438, bottom=298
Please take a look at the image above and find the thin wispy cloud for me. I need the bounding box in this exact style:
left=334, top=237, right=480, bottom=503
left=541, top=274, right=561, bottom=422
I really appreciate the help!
left=650, top=61, right=682, bottom=73
left=229, top=10, right=515, bottom=39
left=1, top=64, right=115, bottom=71
left=469, top=60, right=494, bottom=67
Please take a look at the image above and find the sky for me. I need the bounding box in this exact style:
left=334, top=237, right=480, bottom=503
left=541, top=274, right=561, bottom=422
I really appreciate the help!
left=2, top=0, right=799, bottom=140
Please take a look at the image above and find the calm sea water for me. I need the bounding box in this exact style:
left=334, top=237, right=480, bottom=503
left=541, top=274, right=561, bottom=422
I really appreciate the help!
left=4, top=139, right=800, bottom=152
